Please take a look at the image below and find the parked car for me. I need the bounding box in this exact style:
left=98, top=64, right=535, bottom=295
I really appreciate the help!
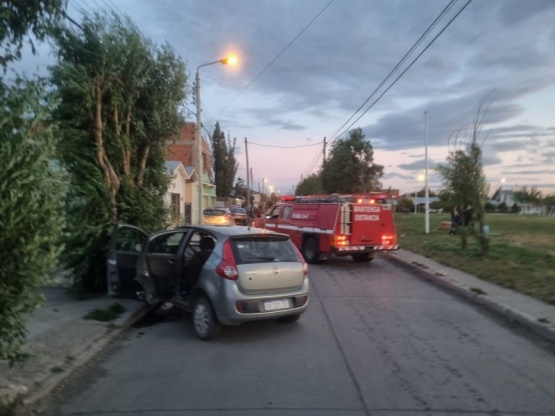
left=229, top=206, right=249, bottom=225
left=202, top=207, right=233, bottom=226
left=108, top=224, right=310, bottom=340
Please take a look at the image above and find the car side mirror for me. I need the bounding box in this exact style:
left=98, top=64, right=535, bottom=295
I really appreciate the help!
left=134, top=243, right=142, bottom=252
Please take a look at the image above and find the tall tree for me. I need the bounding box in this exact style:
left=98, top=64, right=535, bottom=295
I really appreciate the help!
left=513, top=186, right=542, bottom=204
left=211, top=122, right=237, bottom=198
left=436, top=97, right=490, bottom=254
left=50, top=11, right=187, bottom=291
left=295, top=173, right=323, bottom=196
left=0, top=0, right=66, bottom=69
left=234, top=176, right=247, bottom=200
left=321, top=128, right=383, bottom=194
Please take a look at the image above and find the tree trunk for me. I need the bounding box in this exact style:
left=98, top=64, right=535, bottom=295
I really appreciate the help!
left=136, top=144, right=150, bottom=188
left=94, top=80, right=120, bottom=224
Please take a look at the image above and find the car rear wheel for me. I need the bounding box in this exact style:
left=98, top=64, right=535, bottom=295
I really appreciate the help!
left=302, top=237, right=320, bottom=264
left=192, top=297, right=221, bottom=340
left=277, top=314, right=300, bottom=323
left=352, top=253, right=374, bottom=262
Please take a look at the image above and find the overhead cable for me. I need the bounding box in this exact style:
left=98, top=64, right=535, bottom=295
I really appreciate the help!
left=215, top=0, right=335, bottom=116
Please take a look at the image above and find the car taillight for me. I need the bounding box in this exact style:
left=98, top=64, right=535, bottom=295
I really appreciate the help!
left=291, top=244, right=308, bottom=277
left=216, top=240, right=238, bottom=280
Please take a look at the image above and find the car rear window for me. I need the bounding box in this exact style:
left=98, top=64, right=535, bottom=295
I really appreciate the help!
left=230, top=207, right=247, bottom=214
left=204, top=209, right=227, bottom=216
left=231, top=237, right=299, bottom=264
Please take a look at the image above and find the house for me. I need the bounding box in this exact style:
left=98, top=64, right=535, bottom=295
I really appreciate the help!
left=164, top=161, right=195, bottom=226
left=166, top=123, right=216, bottom=223
left=489, top=189, right=517, bottom=209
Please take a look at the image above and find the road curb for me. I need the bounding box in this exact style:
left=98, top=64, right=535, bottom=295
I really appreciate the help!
left=20, top=303, right=153, bottom=409
left=384, top=252, right=555, bottom=345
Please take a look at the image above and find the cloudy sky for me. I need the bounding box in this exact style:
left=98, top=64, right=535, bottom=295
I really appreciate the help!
left=15, top=0, right=555, bottom=196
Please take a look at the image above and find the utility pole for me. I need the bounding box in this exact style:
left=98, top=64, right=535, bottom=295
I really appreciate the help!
left=250, top=167, right=253, bottom=208
left=322, top=137, right=326, bottom=189
left=195, top=72, right=203, bottom=224
left=425, top=111, right=430, bottom=234
left=323, top=137, right=326, bottom=168
left=245, top=138, right=250, bottom=210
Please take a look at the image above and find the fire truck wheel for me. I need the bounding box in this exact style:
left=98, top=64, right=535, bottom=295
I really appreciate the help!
left=352, top=253, right=373, bottom=262
left=302, top=237, right=320, bottom=264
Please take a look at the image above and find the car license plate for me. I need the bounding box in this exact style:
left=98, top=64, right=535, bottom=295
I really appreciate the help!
left=264, top=299, right=290, bottom=311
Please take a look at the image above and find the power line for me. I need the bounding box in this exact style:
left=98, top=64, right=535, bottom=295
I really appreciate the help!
left=302, top=145, right=325, bottom=178
left=331, top=0, right=473, bottom=145
left=326, top=0, right=459, bottom=147
left=215, top=0, right=335, bottom=116
left=304, top=0, right=472, bottom=179
left=248, top=140, right=323, bottom=149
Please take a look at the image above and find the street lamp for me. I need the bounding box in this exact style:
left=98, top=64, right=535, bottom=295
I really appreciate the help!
left=195, top=54, right=237, bottom=224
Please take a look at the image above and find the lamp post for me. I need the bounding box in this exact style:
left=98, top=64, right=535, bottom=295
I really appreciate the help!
left=195, top=55, right=237, bottom=224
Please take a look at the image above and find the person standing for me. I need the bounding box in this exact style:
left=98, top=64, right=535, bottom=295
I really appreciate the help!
left=463, top=205, right=473, bottom=226
left=449, top=206, right=460, bottom=234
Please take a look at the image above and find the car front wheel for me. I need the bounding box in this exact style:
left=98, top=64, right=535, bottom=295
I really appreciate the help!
left=192, top=297, right=221, bottom=340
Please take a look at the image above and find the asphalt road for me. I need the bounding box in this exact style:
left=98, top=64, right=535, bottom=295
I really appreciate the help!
left=35, top=256, right=555, bottom=416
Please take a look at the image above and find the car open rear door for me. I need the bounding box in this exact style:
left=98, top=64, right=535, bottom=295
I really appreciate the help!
left=107, top=224, right=149, bottom=297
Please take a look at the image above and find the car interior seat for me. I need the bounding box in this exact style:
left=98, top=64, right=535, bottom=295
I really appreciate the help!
left=198, top=236, right=215, bottom=261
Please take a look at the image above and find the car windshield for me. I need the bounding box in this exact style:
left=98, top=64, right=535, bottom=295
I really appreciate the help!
left=231, top=236, right=298, bottom=264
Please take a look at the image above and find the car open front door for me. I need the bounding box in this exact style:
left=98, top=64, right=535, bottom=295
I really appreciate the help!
left=107, top=224, right=149, bottom=297
left=138, top=230, right=188, bottom=303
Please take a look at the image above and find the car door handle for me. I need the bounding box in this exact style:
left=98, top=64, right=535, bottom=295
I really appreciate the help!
left=168, top=259, right=175, bottom=264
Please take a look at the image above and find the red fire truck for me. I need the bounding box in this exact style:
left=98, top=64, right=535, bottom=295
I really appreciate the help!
left=253, top=193, right=398, bottom=263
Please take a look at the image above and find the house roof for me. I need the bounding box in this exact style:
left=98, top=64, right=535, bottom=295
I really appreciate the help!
left=165, top=160, right=182, bottom=174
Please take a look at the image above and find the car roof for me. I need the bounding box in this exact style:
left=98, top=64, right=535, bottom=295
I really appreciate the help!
left=146, top=225, right=288, bottom=240
left=184, top=225, right=286, bottom=238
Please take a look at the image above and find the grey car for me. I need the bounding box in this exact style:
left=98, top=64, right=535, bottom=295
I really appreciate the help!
left=108, top=224, right=309, bottom=340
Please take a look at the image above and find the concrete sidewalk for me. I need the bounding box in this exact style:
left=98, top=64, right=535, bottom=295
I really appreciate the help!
left=384, top=249, right=555, bottom=344
left=0, top=288, right=148, bottom=411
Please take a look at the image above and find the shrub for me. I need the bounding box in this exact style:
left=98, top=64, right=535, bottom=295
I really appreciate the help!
left=0, top=80, right=66, bottom=363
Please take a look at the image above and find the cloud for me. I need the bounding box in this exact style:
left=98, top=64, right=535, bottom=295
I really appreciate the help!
left=398, top=159, right=438, bottom=171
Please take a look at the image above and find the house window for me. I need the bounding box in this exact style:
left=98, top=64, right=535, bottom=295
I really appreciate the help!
left=171, top=193, right=180, bottom=221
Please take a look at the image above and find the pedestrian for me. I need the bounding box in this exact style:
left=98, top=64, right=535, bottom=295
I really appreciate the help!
left=449, top=206, right=460, bottom=234
left=463, top=204, right=473, bottom=226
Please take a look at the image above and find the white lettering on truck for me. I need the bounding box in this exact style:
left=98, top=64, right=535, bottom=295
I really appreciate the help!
left=353, top=205, right=380, bottom=213
left=292, top=213, right=309, bottom=220
left=355, top=214, right=380, bottom=221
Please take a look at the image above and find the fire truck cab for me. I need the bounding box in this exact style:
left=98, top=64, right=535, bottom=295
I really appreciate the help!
left=253, top=193, right=398, bottom=263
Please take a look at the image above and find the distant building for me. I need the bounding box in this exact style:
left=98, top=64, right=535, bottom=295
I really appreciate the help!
left=164, top=161, right=195, bottom=226
left=489, top=189, right=516, bottom=208
left=166, top=123, right=216, bottom=222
